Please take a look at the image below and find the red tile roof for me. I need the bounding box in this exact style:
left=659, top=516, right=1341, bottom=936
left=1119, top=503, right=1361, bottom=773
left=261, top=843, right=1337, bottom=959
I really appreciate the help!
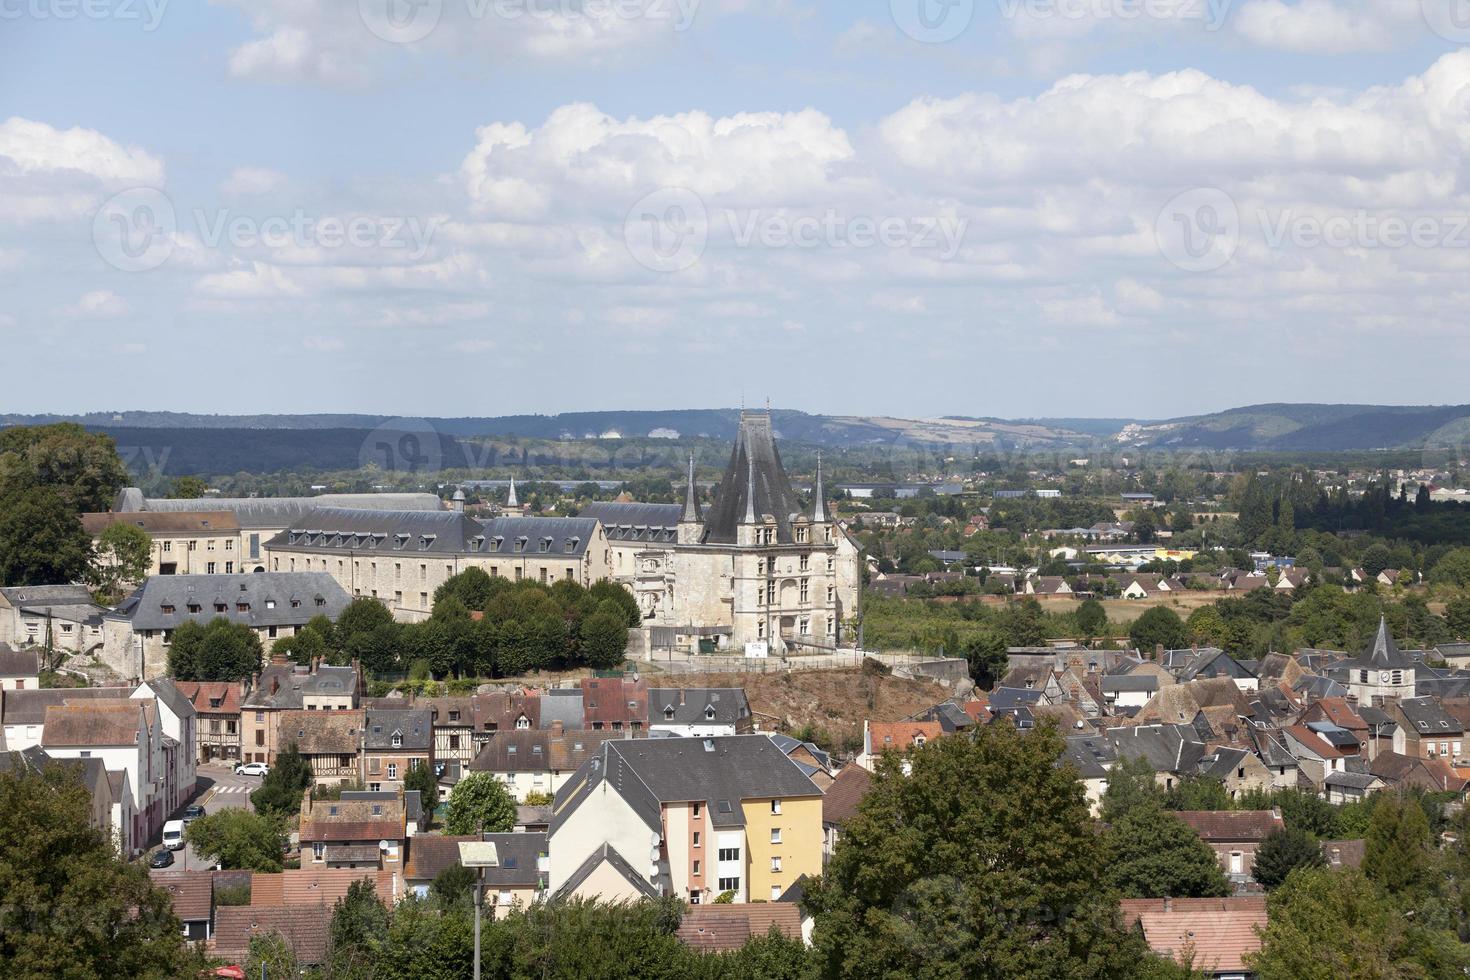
left=212, top=905, right=331, bottom=965
left=173, top=680, right=242, bottom=715
left=867, top=721, right=942, bottom=754
left=822, top=764, right=871, bottom=827
left=249, top=868, right=395, bottom=907
left=41, top=701, right=149, bottom=747
left=675, top=904, right=802, bottom=952
left=1175, top=809, right=1284, bottom=842
left=1136, top=906, right=1266, bottom=974
left=149, top=870, right=214, bottom=921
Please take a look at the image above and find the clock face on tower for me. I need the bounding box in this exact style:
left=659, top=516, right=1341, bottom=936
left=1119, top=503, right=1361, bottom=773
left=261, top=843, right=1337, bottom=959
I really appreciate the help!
left=1379, top=672, right=1390, bottom=683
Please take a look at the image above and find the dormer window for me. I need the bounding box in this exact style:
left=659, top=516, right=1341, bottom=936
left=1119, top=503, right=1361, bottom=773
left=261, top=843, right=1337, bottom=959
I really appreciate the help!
left=514, top=537, right=528, bottom=553
left=391, top=733, right=402, bottom=748
left=565, top=537, right=580, bottom=553
left=704, top=705, right=716, bottom=720
left=664, top=705, right=676, bottom=719
left=540, top=537, right=553, bottom=553
left=160, top=604, right=175, bottom=614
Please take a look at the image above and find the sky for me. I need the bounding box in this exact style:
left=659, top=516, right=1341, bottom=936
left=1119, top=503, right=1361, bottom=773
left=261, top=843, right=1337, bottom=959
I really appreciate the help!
left=5, top=0, right=1470, bottom=421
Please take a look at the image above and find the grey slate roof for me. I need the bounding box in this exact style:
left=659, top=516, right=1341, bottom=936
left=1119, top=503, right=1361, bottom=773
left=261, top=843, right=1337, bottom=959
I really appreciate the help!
left=0, top=585, right=105, bottom=625
left=1350, top=617, right=1413, bottom=671
left=1061, top=735, right=1116, bottom=779
left=0, top=644, right=39, bottom=677
left=577, top=502, right=683, bottom=543
left=700, top=411, right=808, bottom=546
left=241, top=664, right=359, bottom=710
left=1397, top=697, right=1462, bottom=737
left=143, top=679, right=197, bottom=719
left=1104, top=723, right=1206, bottom=774
left=1325, top=770, right=1380, bottom=790
left=270, top=510, right=598, bottom=559
left=1100, top=675, right=1160, bottom=694
left=1416, top=676, right=1470, bottom=700
left=364, top=709, right=433, bottom=751
left=480, top=831, right=548, bottom=888
left=109, top=573, right=351, bottom=631
left=988, top=687, right=1045, bottom=710
left=0, top=687, right=133, bottom=726
left=113, top=488, right=444, bottom=528
left=539, top=689, right=585, bottom=731
left=648, top=688, right=751, bottom=727
left=550, top=734, right=820, bottom=837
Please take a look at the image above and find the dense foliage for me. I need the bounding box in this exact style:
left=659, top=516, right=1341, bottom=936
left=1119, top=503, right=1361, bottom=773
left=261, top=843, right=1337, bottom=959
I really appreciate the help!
left=443, top=772, right=517, bottom=835
left=167, top=617, right=265, bottom=682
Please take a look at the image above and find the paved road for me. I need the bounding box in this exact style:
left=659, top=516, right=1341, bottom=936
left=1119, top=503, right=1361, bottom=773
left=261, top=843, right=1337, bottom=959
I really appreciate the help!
left=149, top=762, right=264, bottom=873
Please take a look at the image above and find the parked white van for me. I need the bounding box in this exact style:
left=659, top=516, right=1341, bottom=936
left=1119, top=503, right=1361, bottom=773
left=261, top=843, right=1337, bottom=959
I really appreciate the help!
left=162, top=819, right=186, bottom=851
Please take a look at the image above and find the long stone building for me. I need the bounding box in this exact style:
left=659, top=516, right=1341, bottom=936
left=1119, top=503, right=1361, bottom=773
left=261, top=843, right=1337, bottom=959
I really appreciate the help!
left=262, top=510, right=612, bottom=621
left=581, top=410, right=861, bottom=655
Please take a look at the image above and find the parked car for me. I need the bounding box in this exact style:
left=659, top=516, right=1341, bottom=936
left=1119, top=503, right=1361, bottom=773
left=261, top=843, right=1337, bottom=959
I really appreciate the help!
left=183, top=804, right=206, bottom=822
left=234, top=762, right=269, bottom=777
left=149, top=848, right=175, bottom=869
left=162, top=819, right=186, bottom=851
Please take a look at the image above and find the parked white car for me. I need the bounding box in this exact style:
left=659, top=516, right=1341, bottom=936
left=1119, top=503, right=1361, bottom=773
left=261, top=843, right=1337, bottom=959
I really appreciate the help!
left=234, top=762, right=269, bottom=777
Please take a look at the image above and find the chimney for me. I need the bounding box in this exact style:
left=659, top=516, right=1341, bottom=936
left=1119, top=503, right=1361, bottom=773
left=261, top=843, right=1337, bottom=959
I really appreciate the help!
left=552, top=720, right=563, bottom=736
left=1154, top=643, right=1164, bottom=661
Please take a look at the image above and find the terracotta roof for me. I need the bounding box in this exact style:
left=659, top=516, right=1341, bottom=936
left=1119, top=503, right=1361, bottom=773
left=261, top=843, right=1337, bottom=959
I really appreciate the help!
left=249, top=868, right=395, bottom=907
left=41, top=701, right=148, bottom=747
left=149, top=870, right=214, bottom=921
left=248, top=871, right=284, bottom=907
left=1306, top=697, right=1366, bottom=732
left=675, top=904, right=803, bottom=952
left=403, top=835, right=478, bottom=881
left=1284, top=724, right=1351, bottom=759
left=1175, top=809, right=1284, bottom=842
left=580, top=677, right=646, bottom=727
left=1136, top=907, right=1267, bottom=974
left=299, top=794, right=405, bottom=843
left=173, top=680, right=242, bottom=715
left=867, top=721, right=942, bottom=754
left=277, top=709, right=364, bottom=755
left=212, top=905, right=331, bottom=965
left=81, top=511, right=240, bottom=535
left=1321, top=838, right=1366, bottom=870
left=822, top=764, right=871, bottom=827
left=472, top=691, right=542, bottom=731
left=1119, top=895, right=1267, bottom=928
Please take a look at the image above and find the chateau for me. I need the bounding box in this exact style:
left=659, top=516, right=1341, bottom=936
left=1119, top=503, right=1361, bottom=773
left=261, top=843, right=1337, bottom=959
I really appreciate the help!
left=582, top=411, right=861, bottom=655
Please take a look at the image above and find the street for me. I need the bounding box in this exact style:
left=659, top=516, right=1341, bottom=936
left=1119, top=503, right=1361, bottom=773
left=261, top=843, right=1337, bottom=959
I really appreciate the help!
left=149, top=761, right=264, bottom=873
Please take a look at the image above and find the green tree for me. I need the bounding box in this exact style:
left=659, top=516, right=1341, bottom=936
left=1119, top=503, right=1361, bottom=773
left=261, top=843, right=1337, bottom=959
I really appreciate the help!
left=88, top=520, right=152, bottom=602
left=1252, top=827, right=1326, bottom=891
left=1430, top=548, right=1470, bottom=588
left=1129, top=606, right=1187, bottom=653
left=1447, top=596, right=1470, bottom=640
left=430, top=863, right=477, bottom=908
left=0, top=422, right=129, bottom=512
left=1099, top=754, right=1163, bottom=824
left=327, top=877, right=390, bottom=977
left=1075, top=598, right=1108, bottom=640
left=1360, top=543, right=1393, bottom=578
left=0, top=486, right=93, bottom=588
left=166, top=617, right=262, bottom=682
left=1104, top=804, right=1230, bottom=899
left=166, top=475, right=208, bottom=499
left=806, top=722, right=1169, bottom=978
left=1185, top=605, right=1230, bottom=648
left=0, top=756, right=200, bottom=979
left=184, top=807, right=285, bottom=872
left=404, top=758, right=439, bottom=814
left=444, top=772, right=517, bottom=835
left=336, top=596, right=397, bottom=643
left=961, top=627, right=1009, bottom=690
left=434, top=567, right=497, bottom=611
left=588, top=579, right=641, bottom=627
left=250, top=742, right=313, bottom=821
left=1248, top=868, right=1467, bottom=978
left=245, top=931, right=299, bottom=978
left=580, top=602, right=630, bottom=670
left=1163, top=775, right=1231, bottom=811
left=1362, top=794, right=1433, bottom=902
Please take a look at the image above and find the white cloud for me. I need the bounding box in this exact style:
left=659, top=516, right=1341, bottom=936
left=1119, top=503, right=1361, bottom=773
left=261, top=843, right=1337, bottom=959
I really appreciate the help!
left=1231, top=0, right=1422, bottom=54
left=221, top=166, right=287, bottom=197
left=0, top=117, right=164, bottom=222
left=60, top=289, right=130, bottom=318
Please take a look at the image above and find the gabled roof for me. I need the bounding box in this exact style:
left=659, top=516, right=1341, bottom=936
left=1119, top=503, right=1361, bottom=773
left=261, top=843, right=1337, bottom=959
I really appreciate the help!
left=549, top=842, right=658, bottom=902
left=299, top=793, right=405, bottom=843
left=114, top=487, right=443, bottom=528
left=112, top=572, right=352, bottom=631
left=212, top=905, right=331, bottom=965
left=1, top=687, right=133, bottom=726
left=1357, top=616, right=1413, bottom=670
left=172, top=680, right=242, bottom=715
left=822, top=764, right=871, bottom=827
left=1133, top=904, right=1266, bottom=974
left=648, top=688, right=751, bottom=726
left=577, top=502, right=683, bottom=543
left=1174, top=809, right=1284, bottom=842
left=1397, top=697, right=1463, bottom=737
left=676, top=904, right=802, bottom=952
left=277, top=709, right=364, bottom=755
left=41, top=701, right=149, bottom=747
left=81, top=511, right=240, bottom=535
left=363, top=708, right=432, bottom=751
left=248, top=867, right=394, bottom=908
left=148, top=870, right=214, bottom=921
left=699, top=411, right=805, bottom=545
left=0, top=644, right=39, bottom=677
left=242, top=663, right=360, bottom=711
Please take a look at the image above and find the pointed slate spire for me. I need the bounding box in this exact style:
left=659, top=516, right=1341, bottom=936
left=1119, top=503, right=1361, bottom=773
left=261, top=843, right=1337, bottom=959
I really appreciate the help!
left=681, top=453, right=701, bottom=523
left=1365, top=614, right=1409, bottom=669
left=811, top=451, right=827, bottom=523
left=507, top=477, right=518, bottom=508
left=743, top=439, right=757, bottom=525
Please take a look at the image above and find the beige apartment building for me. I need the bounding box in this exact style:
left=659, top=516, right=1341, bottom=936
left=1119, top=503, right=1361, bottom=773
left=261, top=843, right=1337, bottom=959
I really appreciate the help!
left=82, top=511, right=244, bottom=577
left=263, top=510, right=612, bottom=622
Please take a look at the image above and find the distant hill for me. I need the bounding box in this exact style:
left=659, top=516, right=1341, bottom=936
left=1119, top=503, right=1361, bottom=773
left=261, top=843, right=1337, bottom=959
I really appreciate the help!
left=3, top=405, right=1468, bottom=478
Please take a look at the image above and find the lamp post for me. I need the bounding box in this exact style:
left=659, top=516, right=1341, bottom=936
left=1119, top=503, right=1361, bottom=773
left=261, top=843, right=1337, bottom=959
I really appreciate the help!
left=458, top=840, right=500, bottom=980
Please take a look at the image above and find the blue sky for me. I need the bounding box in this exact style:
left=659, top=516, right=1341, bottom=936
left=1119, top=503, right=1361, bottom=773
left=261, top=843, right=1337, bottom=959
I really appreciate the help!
left=5, top=0, right=1470, bottom=420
